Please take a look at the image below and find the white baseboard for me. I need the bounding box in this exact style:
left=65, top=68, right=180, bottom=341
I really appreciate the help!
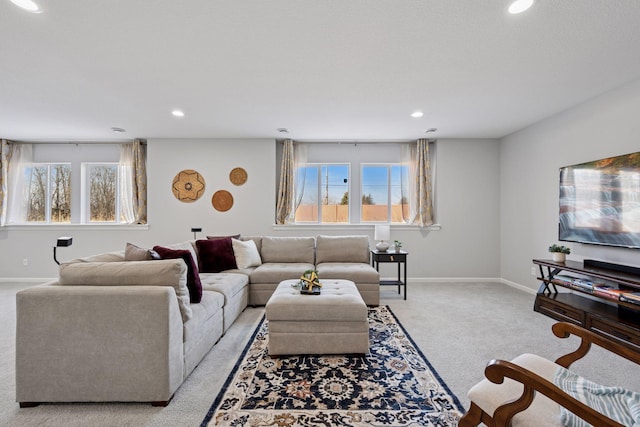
left=402, top=277, right=503, bottom=284
left=386, top=277, right=538, bottom=294
left=500, top=278, right=537, bottom=295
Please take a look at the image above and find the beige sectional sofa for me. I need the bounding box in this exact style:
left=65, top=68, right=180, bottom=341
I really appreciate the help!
left=15, top=235, right=379, bottom=406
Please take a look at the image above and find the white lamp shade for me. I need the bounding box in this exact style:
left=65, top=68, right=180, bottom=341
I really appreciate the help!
left=374, top=225, right=390, bottom=241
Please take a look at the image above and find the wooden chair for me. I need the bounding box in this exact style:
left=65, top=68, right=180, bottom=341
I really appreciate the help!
left=459, top=322, right=640, bottom=427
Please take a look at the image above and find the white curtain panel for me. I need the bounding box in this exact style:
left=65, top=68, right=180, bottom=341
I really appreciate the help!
left=5, top=143, right=33, bottom=225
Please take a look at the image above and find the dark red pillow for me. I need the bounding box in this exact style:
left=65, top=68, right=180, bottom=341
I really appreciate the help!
left=196, top=238, right=237, bottom=273
left=206, top=234, right=240, bottom=240
left=153, top=246, right=202, bottom=304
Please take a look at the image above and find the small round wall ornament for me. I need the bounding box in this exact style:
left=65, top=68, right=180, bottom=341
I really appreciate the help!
left=172, top=169, right=206, bottom=202
left=212, top=190, right=234, bottom=212
left=229, top=167, right=248, bottom=186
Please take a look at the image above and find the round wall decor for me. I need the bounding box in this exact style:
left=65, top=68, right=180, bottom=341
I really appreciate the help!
left=172, top=169, right=206, bottom=202
left=229, top=167, right=248, bottom=186
left=212, top=190, right=234, bottom=212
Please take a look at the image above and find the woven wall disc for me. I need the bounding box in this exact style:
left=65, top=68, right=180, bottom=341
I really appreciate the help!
left=229, top=167, right=248, bottom=186
left=172, top=169, right=206, bottom=202
left=212, top=190, right=234, bottom=212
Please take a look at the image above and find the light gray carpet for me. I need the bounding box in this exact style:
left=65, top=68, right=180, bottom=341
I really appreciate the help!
left=1, top=282, right=638, bottom=427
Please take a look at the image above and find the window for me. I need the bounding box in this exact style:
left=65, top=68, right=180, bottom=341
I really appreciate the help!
left=4, top=142, right=145, bottom=226
left=82, top=163, right=123, bottom=223
left=361, top=164, right=409, bottom=223
left=295, top=164, right=350, bottom=223
left=25, top=163, right=71, bottom=223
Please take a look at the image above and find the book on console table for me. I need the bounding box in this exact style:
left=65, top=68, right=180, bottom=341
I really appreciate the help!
left=620, top=292, right=640, bottom=305
left=551, top=275, right=594, bottom=292
left=593, top=285, right=626, bottom=300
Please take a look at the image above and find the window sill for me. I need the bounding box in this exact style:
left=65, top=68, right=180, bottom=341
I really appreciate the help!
left=272, top=223, right=441, bottom=231
left=2, top=223, right=149, bottom=231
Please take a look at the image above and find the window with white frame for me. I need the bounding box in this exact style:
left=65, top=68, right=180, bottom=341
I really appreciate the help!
left=82, top=163, right=123, bottom=223
left=280, top=142, right=426, bottom=225
left=361, top=164, right=409, bottom=223
left=6, top=143, right=139, bottom=225
left=25, top=163, right=72, bottom=223
left=295, top=163, right=350, bottom=223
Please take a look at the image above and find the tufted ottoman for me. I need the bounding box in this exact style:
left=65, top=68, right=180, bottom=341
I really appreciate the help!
left=265, top=279, right=369, bottom=356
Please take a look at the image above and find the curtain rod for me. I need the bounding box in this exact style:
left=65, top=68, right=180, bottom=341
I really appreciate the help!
left=7, top=140, right=143, bottom=145
left=277, top=139, right=436, bottom=145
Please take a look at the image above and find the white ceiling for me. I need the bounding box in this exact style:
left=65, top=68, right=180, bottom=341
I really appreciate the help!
left=2, top=0, right=640, bottom=142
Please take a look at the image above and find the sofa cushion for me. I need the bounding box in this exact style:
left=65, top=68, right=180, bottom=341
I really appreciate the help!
left=154, top=246, right=203, bottom=304
left=315, top=235, right=370, bottom=264
left=316, top=262, right=380, bottom=283
left=69, top=251, right=125, bottom=263
left=260, top=236, right=315, bottom=264
left=200, top=273, right=249, bottom=304
left=250, top=262, right=316, bottom=284
left=232, top=238, right=262, bottom=269
left=184, top=291, right=224, bottom=344
left=196, top=238, right=238, bottom=273
left=124, top=242, right=160, bottom=261
left=58, top=259, right=193, bottom=322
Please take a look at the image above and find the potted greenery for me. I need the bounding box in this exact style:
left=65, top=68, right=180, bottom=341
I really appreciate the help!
left=548, top=244, right=570, bottom=262
left=394, top=240, right=403, bottom=252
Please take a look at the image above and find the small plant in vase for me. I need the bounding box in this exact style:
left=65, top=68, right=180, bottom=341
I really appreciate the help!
left=548, top=244, right=570, bottom=263
left=394, top=240, right=403, bottom=252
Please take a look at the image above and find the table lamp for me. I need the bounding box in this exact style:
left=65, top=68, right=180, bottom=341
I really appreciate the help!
left=374, top=225, right=390, bottom=252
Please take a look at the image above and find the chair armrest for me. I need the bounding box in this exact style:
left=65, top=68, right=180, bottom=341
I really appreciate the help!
left=485, top=359, right=627, bottom=427
left=552, top=322, right=640, bottom=368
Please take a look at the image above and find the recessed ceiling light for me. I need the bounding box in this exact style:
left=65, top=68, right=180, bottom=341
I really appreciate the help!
left=111, top=127, right=126, bottom=133
left=425, top=128, right=438, bottom=133
left=171, top=110, right=185, bottom=117
left=277, top=128, right=289, bottom=134
left=10, top=0, right=41, bottom=13
left=410, top=111, right=424, bottom=118
left=508, top=0, right=534, bottom=14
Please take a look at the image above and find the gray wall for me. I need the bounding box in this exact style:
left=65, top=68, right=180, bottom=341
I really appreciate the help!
left=0, top=137, right=501, bottom=280
left=500, top=77, right=640, bottom=291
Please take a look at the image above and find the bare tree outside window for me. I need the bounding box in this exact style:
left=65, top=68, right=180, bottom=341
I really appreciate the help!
left=89, top=165, right=117, bottom=222
left=27, top=164, right=71, bottom=223
left=51, top=165, right=71, bottom=222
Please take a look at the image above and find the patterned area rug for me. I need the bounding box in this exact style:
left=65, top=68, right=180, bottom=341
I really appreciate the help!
left=201, top=306, right=463, bottom=426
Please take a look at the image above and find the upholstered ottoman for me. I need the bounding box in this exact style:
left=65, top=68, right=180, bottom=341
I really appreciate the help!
left=265, top=279, right=369, bottom=356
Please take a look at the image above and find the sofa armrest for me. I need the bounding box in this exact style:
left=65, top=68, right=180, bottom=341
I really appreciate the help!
left=16, top=285, right=184, bottom=404
left=59, top=259, right=192, bottom=321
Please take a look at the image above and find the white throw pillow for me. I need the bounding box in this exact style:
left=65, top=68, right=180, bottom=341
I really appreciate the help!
left=232, top=239, right=262, bottom=269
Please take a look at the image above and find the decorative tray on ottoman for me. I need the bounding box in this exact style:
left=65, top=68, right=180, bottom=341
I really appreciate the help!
left=300, top=286, right=321, bottom=295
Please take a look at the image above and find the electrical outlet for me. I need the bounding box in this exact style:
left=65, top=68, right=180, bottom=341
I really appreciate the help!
left=530, top=266, right=536, bottom=276
left=23, top=258, right=28, bottom=267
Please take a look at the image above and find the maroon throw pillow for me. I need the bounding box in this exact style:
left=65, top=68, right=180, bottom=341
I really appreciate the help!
left=153, top=246, right=203, bottom=304
left=196, top=238, right=237, bottom=273
left=206, top=234, right=240, bottom=240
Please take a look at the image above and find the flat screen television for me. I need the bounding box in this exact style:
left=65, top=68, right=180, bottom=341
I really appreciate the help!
left=559, top=151, right=640, bottom=249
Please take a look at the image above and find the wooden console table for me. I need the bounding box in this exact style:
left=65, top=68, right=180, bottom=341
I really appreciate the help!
left=371, top=250, right=407, bottom=300
left=533, top=258, right=640, bottom=351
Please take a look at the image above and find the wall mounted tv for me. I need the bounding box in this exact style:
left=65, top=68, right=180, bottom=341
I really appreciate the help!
left=559, top=151, right=640, bottom=249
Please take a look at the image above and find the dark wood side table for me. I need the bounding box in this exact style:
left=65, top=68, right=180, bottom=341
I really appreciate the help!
left=370, top=250, right=408, bottom=300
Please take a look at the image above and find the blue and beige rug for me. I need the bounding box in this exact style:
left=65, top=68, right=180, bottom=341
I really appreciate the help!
left=201, top=306, right=463, bottom=426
